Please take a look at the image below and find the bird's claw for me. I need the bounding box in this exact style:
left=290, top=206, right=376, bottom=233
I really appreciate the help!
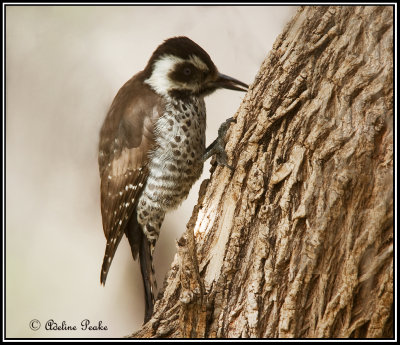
left=203, top=117, right=235, bottom=170
left=217, top=117, right=236, bottom=137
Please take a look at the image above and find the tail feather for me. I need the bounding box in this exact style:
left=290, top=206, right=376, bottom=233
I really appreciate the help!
left=139, top=235, right=155, bottom=323
left=125, top=210, right=156, bottom=323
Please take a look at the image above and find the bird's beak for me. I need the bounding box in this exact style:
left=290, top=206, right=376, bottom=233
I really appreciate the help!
left=216, top=73, right=248, bottom=92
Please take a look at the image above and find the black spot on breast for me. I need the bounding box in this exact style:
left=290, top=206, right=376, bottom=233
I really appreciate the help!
left=175, top=136, right=181, bottom=142
left=168, top=164, right=177, bottom=171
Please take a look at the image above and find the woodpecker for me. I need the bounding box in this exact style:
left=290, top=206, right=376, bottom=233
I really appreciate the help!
left=98, top=36, right=248, bottom=323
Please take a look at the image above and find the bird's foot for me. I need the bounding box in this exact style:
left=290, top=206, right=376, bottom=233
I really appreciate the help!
left=203, top=117, right=236, bottom=170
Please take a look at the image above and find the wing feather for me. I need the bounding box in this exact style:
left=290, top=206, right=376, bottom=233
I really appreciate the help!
left=98, top=72, right=162, bottom=284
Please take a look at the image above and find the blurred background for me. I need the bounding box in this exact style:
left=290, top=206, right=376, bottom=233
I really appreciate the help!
left=5, top=5, right=297, bottom=338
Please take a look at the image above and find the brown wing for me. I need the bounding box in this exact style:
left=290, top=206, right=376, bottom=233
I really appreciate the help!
left=98, top=72, right=162, bottom=284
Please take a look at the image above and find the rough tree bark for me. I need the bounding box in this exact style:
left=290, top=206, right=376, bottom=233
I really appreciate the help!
left=130, top=6, right=393, bottom=338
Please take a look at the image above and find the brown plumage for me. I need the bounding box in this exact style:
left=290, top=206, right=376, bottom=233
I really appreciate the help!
left=99, top=72, right=163, bottom=283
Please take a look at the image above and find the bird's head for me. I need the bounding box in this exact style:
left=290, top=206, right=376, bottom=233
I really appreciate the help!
left=143, top=36, right=248, bottom=98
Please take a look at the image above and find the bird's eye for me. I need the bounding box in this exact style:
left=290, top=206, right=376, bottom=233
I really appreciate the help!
left=183, top=67, right=192, bottom=76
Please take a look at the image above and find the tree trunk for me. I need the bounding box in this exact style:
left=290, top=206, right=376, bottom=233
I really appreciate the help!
left=130, top=5, right=393, bottom=338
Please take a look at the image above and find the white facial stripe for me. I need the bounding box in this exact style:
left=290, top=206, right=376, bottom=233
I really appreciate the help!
left=189, top=55, right=209, bottom=72
left=145, top=55, right=182, bottom=95
left=144, top=54, right=210, bottom=96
